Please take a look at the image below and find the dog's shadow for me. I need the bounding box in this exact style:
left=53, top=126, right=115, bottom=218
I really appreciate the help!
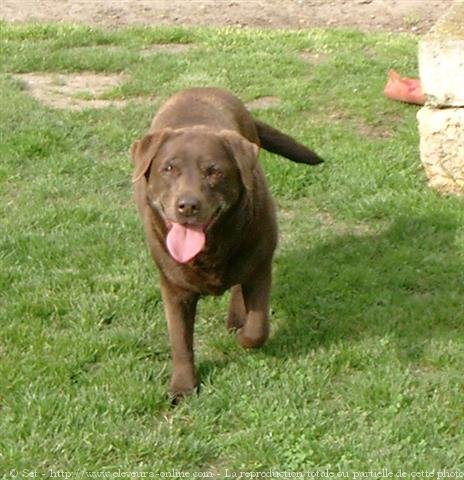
left=265, top=212, right=463, bottom=362
left=195, top=212, right=462, bottom=385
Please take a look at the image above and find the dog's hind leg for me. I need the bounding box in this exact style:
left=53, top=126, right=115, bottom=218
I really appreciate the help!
left=227, top=285, right=247, bottom=332
left=236, top=263, right=272, bottom=349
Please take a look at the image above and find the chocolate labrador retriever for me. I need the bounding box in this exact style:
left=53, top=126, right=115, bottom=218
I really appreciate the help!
left=131, top=87, right=322, bottom=401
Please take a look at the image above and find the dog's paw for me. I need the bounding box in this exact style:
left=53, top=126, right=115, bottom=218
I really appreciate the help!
left=169, top=369, right=198, bottom=404
left=236, top=325, right=269, bottom=349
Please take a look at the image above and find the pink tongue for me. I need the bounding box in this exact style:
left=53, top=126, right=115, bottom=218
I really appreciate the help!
left=166, top=222, right=206, bottom=263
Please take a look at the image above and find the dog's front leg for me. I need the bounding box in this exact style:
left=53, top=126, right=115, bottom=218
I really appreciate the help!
left=160, top=275, right=199, bottom=402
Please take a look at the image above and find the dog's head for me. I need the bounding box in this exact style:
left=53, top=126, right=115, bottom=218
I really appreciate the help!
left=131, top=127, right=259, bottom=263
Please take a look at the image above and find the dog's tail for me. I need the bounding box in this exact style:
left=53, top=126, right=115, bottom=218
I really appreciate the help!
left=254, top=120, right=323, bottom=165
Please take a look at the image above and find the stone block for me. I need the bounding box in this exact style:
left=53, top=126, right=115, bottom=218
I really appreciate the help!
left=417, top=106, right=464, bottom=195
left=419, top=0, right=464, bottom=107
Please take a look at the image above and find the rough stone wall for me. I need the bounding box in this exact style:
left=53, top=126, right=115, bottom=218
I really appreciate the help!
left=418, top=0, right=464, bottom=195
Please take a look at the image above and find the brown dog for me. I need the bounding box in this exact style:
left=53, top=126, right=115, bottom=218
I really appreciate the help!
left=131, top=88, right=322, bottom=401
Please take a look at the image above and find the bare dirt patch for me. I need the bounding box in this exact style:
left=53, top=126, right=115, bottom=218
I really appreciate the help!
left=13, top=72, right=133, bottom=110
left=278, top=207, right=386, bottom=243
left=245, top=96, right=281, bottom=111
left=298, top=50, right=330, bottom=65
left=11, top=42, right=191, bottom=110
left=324, top=110, right=396, bottom=139
left=0, top=0, right=451, bottom=34
left=65, top=45, right=124, bottom=55
left=140, top=44, right=193, bottom=56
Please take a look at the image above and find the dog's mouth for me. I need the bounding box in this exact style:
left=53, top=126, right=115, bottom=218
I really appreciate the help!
left=164, top=207, right=223, bottom=264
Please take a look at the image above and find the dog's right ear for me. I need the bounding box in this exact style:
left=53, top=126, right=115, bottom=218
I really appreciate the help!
left=131, top=129, right=171, bottom=183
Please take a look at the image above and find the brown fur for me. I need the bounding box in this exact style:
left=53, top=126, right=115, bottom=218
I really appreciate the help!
left=131, top=87, right=322, bottom=401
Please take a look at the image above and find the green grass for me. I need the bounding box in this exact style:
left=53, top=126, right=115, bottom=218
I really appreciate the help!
left=1, top=21, right=464, bottom=474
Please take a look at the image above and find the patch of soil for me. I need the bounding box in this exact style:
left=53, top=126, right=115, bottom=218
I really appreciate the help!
left=65, top=45, right=123, bottom=54
left=140, top=44, right=193, bottom=56
left=13, top=72, right=139, bottom=110
left=0, top=0, right=452, bottom=34
left=324, top=110, right=397, bottom=139
left=245, top=96, right=281, bottom=111
left=298, top=50, right=330, bottom=65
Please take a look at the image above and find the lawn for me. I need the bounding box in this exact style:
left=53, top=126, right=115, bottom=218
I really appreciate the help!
left=1, top=22, right=464, bottom=474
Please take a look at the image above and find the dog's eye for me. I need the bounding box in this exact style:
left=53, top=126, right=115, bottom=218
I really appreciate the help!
left=204, top=165, right=223, bottom=180
left=161, top=163, right=176, bottom=175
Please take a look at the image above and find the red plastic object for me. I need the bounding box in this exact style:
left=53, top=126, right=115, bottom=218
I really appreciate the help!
left=383, top=69, right=425, bottom=105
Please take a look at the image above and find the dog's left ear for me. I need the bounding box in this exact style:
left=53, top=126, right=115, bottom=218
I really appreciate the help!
left=220, top=130, right=259, bottom=191
left=131, top=129, right=171, bottom=183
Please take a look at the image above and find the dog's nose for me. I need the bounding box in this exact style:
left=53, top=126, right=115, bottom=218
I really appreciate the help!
left=176, top=195, right=201, bottom=218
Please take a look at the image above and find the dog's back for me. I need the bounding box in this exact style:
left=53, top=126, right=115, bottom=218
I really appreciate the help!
left=151, top=88, right=323, bottom=166
left=150, top=88, right=259, bottom=142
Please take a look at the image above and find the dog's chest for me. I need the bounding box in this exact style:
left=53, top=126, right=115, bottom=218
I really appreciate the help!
left=174, top=254, right=244, bottom=295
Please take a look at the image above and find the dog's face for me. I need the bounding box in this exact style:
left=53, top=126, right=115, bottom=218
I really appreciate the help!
left=131, top=127, right=259, bottom=263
